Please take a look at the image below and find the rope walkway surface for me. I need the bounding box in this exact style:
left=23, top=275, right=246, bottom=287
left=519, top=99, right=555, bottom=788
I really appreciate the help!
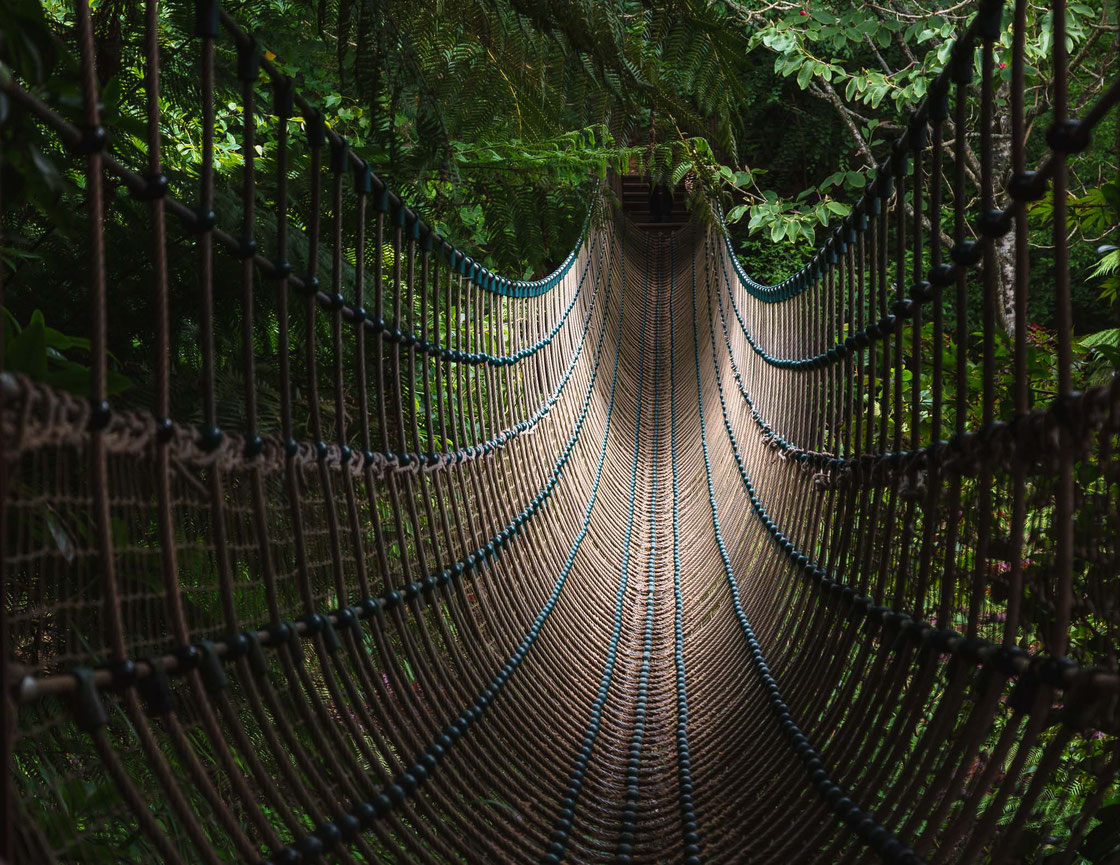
left=1, top=0, right=1119, bottom=862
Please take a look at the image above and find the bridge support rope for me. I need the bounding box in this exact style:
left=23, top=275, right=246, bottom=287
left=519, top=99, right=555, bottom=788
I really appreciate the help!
left=2, top=0, right=1119, bottom=862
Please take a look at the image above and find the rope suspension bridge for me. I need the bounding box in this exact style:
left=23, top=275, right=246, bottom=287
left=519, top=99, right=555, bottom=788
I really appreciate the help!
left=1, top=0, right=1119, bottom=862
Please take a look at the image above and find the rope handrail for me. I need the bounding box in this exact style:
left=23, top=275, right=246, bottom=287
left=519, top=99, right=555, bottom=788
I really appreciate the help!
left=215, top=4, right=597, bottom=301
left=703, top=240, right=1120, bottom=700
left=9, top=226, right=621, bottom=705
left=720, top=20, right=1119, bottom=304
left=712, top=241, right=1120, bottom=485
left=690, top=235, right=924, bottom=865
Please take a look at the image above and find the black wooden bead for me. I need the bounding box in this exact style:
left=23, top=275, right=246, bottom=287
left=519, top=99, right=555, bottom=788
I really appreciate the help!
left=197, top=424, right=223, bottom=451
left=88, top=400, right=112, bottom=431
left=243, top=433, right=264, bottom=458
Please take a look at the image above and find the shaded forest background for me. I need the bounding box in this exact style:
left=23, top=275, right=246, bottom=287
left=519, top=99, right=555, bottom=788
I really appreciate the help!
left=1, top=0, right=1118, bottom=416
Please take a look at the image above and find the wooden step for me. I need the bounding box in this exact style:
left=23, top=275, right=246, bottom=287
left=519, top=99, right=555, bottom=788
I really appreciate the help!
left=618, top=173, right=686, bottom=233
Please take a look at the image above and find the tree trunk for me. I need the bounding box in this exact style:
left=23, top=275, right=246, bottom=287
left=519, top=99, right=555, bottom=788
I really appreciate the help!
left=996, top=230, right=1018, bottom=339
left=993, top=95, right=1017, bottom=338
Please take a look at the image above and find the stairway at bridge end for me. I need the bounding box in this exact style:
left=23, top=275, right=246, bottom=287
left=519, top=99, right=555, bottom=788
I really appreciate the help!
left=618, top=173, right=688, bottom=234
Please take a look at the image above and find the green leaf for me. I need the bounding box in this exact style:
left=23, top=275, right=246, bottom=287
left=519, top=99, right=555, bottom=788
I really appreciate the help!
left=726, top=204, right=749, bottom=224
left=43, top=324, right=90, bottom=352
left=796, top=61, right=814, bottom=89
left=1081, top=804, right=1120, bottom=862
left=1079, top=328, right=1120, bottom=348
left=100, top=76, right=123, bottom=115
left=1, top=307, right=20, bottom=344
left=1090, top=250, right=1120, bottom=280
left=28, top=145, right=63, bottom=198
left=46, top=511, right=77, bottom=564
left=6, top=309, right=48, bottom=380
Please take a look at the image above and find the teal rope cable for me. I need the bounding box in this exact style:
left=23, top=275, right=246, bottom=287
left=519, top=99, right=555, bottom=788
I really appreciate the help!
left=718, top=245, right=907, bottom=372
left=669, top=237, right=703, bottom=865
left=443, top=187, right=599, bottom=298
left=616, top=234, right=661, bottom=864
left=377, top=232, right=602, bottom=370
left=92, top=229, right=618, bottom=688
left=544, top=225, right=650, bottom=865
left=373, top=231, right=611, bottom=475
left=716, top=238, right=1069, bottom=506
left=712, top=250, right=835, bottom=464
left=711, top=235, right=1051, bottom=680
left=353, top=230, right=615, bottom=613
left=691, top=239, right=924, bottom=865
left=262, top=213, right=627, bottom=862
left=711, top=16, right=988, bottom=304
left=117, top=229, right=615, bottom=694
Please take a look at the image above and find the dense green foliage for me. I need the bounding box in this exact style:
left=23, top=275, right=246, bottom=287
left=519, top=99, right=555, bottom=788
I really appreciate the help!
left=2, top=0, right=1116, bottom=273
left=0, top=0, right=1116, bottom=461
left=3, top=0, right=1118, bottom=341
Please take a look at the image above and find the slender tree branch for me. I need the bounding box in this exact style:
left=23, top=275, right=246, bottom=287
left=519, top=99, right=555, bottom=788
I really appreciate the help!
left=807, top=79, right=878, bottom=168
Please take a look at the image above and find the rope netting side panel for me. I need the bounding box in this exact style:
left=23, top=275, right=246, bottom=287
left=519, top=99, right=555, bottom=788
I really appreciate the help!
left=0, top=2, right=625, bottom=857
left=0, top=0, right=1118, bottom=863
left=698, top=0, right=1120, bottom=857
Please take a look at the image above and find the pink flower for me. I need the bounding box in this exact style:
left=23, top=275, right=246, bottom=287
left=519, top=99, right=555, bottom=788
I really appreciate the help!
left=800, top=9, right=809, bottom=14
